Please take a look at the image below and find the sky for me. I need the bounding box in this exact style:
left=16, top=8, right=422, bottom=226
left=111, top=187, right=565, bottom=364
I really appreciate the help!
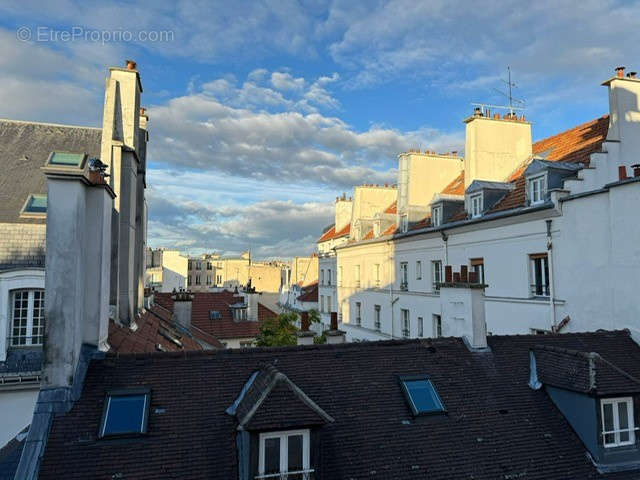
left=1, top=0, right=637, bottom=258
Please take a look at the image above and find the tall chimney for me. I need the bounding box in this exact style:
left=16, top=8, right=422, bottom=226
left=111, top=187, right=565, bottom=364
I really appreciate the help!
left=439, top=267, right=488, bottom=350
left=296, top=311, right=316, bottom=346
left=326, top=311, right=346, bottom=344
left=172, top=290, right=193, bottom=328
left=42, top=157, right=115, bottom=387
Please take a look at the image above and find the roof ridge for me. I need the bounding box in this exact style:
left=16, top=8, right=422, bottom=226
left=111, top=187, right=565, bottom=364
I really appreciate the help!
left=532, top=114, right=609, bottom=148
left=0, top=118, right=102, bottom=131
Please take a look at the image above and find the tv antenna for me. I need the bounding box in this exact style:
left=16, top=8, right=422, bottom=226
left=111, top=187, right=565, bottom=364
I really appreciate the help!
left=471, top=66, right=525, bottom=117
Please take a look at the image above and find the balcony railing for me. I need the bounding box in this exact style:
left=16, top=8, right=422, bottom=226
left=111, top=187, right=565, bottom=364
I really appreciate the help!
left=374, top=321, right=381, bottom=331
left=400, top=281, right=408, bottom=291
left=402, top=329, right=410, bottom=338
left=356, top=317, right=362, bottom=326
left=255, top=469, right=315, bottom=479
left=530, top=283, right=550, bottom=297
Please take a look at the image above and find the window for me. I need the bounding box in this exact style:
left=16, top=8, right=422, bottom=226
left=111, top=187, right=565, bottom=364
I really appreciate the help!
left=528, top=174, right=546, bottom=205
left=206, top=275, right=212, bottom=285
left=99, top=390, right=150, bottom=438
left=432, top=260, right=442, bottom=292
left=601, top=397, right=635, bottom=447
left=374, top=305, right=381, bottom=331
left=355, top=302, right=362, bottom=326
left=470, top=194, right=483, bottom=218
left=10, top=289, right=45, bottom=346
left=374, top=264, right=380, bottom=287
left=240, top=340, right=254, bottom=348
left=210, top=310, right=221, bottom=320
left=432, top=205, right=442, bottom=227
left=433, top=314, right=442, bottom=338
left=216, top=274, right=223, bottom=285
left=529, top=254, right=549, bottom=297
left=195, top=275, right=201, bottom=285
left=354, top=265, right=360, bottom=288
left=188, top=260, right=193, bottom=270
left=188, top=275, right=192, bottom=286
left=196, top=261, right=202, bottom=270
left=400, top=214, right=408, bottom=232
left=207, top=261, right=212, bottom=270
left=232, top=307, right=248, bottom=321
left=416, top=261, right=422, bottom=280
left=327, top=296, right=332, bottom=313
left=49, top=151, right=86, bottom=167
left=401, top=309, right=409, bottom=337
left=418, top=316, right=424, bottom=337
left=320, top=269, right=325, bottom=286
left=400, top=262, right=408, bottom=291
left=400, top=376, right=445, bottom=416
left=21, top=194, right=47, bottom=217
left=327, top=269, right=332, bottom=286
left=258, top=429, right=311, bottom=479
left=319, top=295, right=324, bottom=313
left=470, top=258, right=484, bottom=284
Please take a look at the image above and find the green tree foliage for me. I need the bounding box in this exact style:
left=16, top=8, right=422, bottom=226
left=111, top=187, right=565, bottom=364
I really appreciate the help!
left=255, top=312, right=298, bottom=347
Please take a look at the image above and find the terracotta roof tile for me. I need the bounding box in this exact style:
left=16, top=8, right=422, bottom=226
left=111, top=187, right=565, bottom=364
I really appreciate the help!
left=381, top=224, right=397, bottom=236
left=441, top=171, right=465, bottom=196
left=383, top=201, right=397, bottom=214
left=362, top=229, right=374, bottom=240
left=318, top=223, right=351, bottom=242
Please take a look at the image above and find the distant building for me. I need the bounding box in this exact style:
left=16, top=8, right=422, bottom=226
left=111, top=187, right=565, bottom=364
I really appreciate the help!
left=318, top=67, right=640, bottom=342
left=145, top=248, right=189, bottom=292
left=279, top=254, right=318, bottom=309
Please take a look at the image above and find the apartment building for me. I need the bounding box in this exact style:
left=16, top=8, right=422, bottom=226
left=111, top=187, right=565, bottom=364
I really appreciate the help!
left=145, top=247, right=189, bottom=292
left=319, top=67, right=640, bottom=342
left=279, top=254, right=319, bottom=310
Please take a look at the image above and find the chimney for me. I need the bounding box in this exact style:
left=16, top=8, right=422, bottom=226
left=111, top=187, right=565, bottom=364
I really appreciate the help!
left=463, top=104, right=532, bottom=188
left=172, top=290, right=193, bottom=328
left=616, top=66, right=626, bottom=78
left=619, top=165, right=628, bottom=180
left=632, top=164, right=640, bottom=177
left=296, top=311, right=316, bottom=346
left=326, top=311, right=346, bottom=344
left=42, top=156, right=115, bottom=387
left=438, top=266, right=488, bottom=351
left=241, top=284, right=259, bottom=321
left=99, top=60, right=147, bottom=325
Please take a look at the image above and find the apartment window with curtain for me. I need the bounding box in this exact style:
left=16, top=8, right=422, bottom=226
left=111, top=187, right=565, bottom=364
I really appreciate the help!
left=195, top=275, right=201, bottom=285
left=9, top=289, right=45, bottom=346
left=432, top=205, right=442, bottom=227
left=529, top=253, right=550, bottom=297
left=354, top=265, right=361, bottom=288
left=401, top=309, right=410, bottom=337
left=355, top=302, right=362, bottom=326
left=433, top=314, right=442, bottom=338
left=470, top=258, right=484, bottom=284
left=431, top=260, right=442, bottom=292
left=400, top=262, right=408, bottom=291
left=416, top=261, right=422, bottom=280
left=374, top=305, right=381, bottom=331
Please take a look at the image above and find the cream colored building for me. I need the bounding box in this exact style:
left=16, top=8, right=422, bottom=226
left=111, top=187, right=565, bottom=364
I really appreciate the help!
left=318, top=68, right=640, bottom=343
left=145, top=248, right=189, bottom=292
left=279, top=254, right=319, bottom=310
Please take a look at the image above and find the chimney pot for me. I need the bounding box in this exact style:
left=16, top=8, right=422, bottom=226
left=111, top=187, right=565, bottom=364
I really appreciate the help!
left=330, top=311, right=338, bottom=330
left=631, top=164, right=640, bottom=177
left=618, top=165, right=629, bottom=180
left=444, top=265, right=453, bottom=283
left=126, top=59, right=137, bottom=70
left=460, top=265, right=468, bottom=283
left=629, top=72, right=638, bottom=79
left=616, top=66, right=626, bottom=78
left=139, top=107, right=146, bottom=115
left=300, top=311, right=310, bottom=332
left=493, top=113, right=500, bottom=119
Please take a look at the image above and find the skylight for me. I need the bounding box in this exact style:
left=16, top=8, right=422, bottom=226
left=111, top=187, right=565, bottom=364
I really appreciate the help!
left=21, top=194, right=47, bottom=216
left=48, top=151, right=87, bottom=167
left=99, top=390, right=150, bottom=438
left=400, top=375, right=445, bottom=416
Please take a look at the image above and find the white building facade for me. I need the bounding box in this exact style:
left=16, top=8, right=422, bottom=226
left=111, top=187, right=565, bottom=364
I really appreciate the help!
left=321, top=69, right=640, bottom=343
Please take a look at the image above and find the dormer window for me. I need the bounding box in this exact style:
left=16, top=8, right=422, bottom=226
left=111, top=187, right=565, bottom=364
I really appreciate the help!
left=257, top=429, right=311, bottom=479
left=400, top=214, right=408, bottom=232
left=601, top=397, right=635, bottom=448
left=232, top=306, right=248, bottom=321
left=528, top=173, right=547, bottom=205
left=10, top=289, right=45, bottom=346
left=470, top=194, right=483, bottom=218
left=432, top=205, right=442, bottom=226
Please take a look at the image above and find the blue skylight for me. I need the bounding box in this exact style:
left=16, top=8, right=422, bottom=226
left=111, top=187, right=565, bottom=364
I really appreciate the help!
left=22, top=194, right=47, bottom=215
left=49, top=151, right=86, bottom=167
left=400, top=376, right=445, bottom=416
left=100, top=392, right=149, bottom=437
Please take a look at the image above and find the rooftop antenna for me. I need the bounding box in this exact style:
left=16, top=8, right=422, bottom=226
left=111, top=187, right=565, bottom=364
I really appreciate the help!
left=471, top=66, right=525, bottom=117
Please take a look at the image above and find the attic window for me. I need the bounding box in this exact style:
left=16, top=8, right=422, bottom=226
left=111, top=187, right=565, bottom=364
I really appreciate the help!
left=432, top=205, right=442, bottom=227
left=399, top=375, right=445, bottom=416
left=210, top=310, right=221, bottom=320
left=48, top=151, right=87, bottom=167
left=601, top=397, right=635, bottom=447
left=20, top=194, right=47, bottom=217
left=99, top=389, right=150, bottom=438
left=232, top=306, right=248, bottom=321
left=470, top=194, right=483, bottom=218
left=258, top=429, right=311, bottom=479
left=528, top=173, right=546, bottom=205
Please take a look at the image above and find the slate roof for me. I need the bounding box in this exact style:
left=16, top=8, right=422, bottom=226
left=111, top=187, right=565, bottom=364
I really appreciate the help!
left=0, top=119, right=102, bottom=223
left=0, top=428, right=26, bottom=480
left=296, top=282, right=318, bottom=303
left=154, top=291, right=277, bottom=340
left=37, top=330, right=640, bottom=480
left=533, top=345, right=640, bottom=395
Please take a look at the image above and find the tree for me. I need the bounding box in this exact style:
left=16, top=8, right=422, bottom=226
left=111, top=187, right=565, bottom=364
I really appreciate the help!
left=255, top=312, right=298, bottom=347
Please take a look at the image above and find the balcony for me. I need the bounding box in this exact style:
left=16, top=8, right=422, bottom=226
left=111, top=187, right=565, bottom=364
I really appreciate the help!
left=255, top=469, right=315, bottom=479
left=400, top=281, right=408, bottom=291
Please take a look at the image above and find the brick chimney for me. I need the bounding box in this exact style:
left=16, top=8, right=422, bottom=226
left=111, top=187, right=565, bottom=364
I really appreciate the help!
left=326, top=311, right=346, bottom=344
left=42, top=157, right=115, bottom=387
left=438, top=265, right=488, bottom=351
left=296, top=311, right=316, bottom=346
left=172, top=290, right=193, bottom=328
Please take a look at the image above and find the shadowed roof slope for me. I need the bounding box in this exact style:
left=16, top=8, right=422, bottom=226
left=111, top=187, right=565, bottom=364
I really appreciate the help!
left=0, top=119, right=102, bottom=223
left=38, top=330, right=640, bottom=480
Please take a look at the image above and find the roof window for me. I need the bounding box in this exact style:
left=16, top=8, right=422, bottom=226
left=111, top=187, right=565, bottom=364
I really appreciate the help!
left=20, top=194, right=47, bottom=217
left=99, top=389, right=150, bottom=438
left=210, top=310, right=221, bottom=320
left=48, top=151, right=87, bottom=167
left=400, top=375, right=445, bottom=416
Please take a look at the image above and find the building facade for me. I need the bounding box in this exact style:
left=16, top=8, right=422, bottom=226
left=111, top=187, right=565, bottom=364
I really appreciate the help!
left=319, top=68, right=640, bottom=342
left=145, top=248, right=189, bottom=292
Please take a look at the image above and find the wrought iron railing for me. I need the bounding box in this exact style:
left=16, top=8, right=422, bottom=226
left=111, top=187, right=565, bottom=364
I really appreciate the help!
left=255, top=469, right=315, bottom=479
left=400, top=281, right=408, bottom=291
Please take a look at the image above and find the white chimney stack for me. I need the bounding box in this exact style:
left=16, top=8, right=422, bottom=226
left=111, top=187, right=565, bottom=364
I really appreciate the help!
left=172, top=290, right=193, bottom=328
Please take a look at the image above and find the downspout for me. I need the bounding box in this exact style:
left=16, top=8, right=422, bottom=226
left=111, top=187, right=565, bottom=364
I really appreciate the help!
left=546, top=219, right=556, bottom=330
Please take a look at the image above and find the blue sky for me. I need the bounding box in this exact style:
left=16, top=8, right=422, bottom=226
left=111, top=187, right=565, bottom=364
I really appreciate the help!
left=1, top=0, right=637, bottom=258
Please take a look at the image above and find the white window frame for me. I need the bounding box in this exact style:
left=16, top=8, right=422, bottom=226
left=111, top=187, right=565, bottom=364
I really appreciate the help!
left=529, top=254, right=550, bottom=297
left=528, top=173, right=547, bottom=205
left=9, top=289, right=45, bottom=347
left=431, top=260, right=442, bottom=292
left=355, top=301, right=362, bottom=326
left=601, top=397, right=635, bottom=448
left=258, top=429, right=310, bottom=477
left=401, top=309, right=410, bottom=337
left=418, top=316, right=424, bottom=337
left=327, top=269, right=331, bottom=286
left=416, top=261, right=422, bottom=280
left=320, top=269, right=325, bottom=286
left=400, top=214, right=408, bottom=233
left=470, top=193, right=483, bottom=218
left=432, top=205, right=442, bottom=227
left=319, top=295, right=324, bottom=313
left=433, top=314, right=442, bottom=338
left=400, top=262, right=408, bottom=290
left=374, top=305, right=381, bottom=331
left=327, top=295, right=332, bottom=313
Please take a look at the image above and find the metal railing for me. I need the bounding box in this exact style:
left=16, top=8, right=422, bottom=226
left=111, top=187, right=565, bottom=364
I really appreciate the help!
left=530, top=283, right=550, bottom=297
left=255, top=469, right=315, bottom=479
left=400, top=281, right=408, bottom=291
left=402, top=329, right=410, bottom=338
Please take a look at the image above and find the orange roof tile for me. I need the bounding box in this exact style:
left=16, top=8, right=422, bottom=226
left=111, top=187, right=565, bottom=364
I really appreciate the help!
left=441, top=171, right=465, bottom=196
left=318, top=223, right=351, bottom=242
left=491, top=115, right=609, bottom=213
left=383, top=201, right=397, bottom=214
left=382, top=224, right=397, bottom=236
left=362, top=229, right=374, bottom=240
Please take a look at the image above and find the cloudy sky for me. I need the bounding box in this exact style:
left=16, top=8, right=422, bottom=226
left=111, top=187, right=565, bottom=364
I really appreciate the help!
left=1, top=0, right=636, bottom=258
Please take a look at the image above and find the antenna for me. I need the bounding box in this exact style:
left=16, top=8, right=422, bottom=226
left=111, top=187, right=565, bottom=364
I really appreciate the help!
left=471, top=66, right=525, bottom=117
